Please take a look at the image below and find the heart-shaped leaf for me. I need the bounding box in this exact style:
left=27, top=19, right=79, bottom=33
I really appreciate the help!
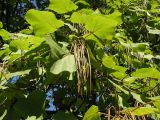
left=25, top=9, right=64, bottom=36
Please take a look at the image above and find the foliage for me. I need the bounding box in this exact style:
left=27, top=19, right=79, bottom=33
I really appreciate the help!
left=0, top=0, right=160, bottom=120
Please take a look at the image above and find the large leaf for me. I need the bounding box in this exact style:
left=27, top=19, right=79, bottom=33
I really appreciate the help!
left=83, top=105, right=101, bottom=120
left=131, top=68, right=160, bottom=79
left=53, top=111, right=77, bottom=120
left=70, top=9, right=93, bottom=24
left=70, top=10, right=121, bottom=42
left=25, top=9, right=64, bottom=36
left=49, top=0, right=78, bottom=14
left=84, top=12, right=121, bottom=40
left=122, top=107, right=158, bottom=116
left=50, top=54, right=76, bottom=80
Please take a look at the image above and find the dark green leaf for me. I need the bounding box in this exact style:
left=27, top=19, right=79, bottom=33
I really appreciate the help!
left=53, top=111, right=77, bottom=120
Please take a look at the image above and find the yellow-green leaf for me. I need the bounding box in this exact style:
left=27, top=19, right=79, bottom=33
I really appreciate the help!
left=25, top=9, right=64, bottom=36
left=49, top=0, right=78, bottom=14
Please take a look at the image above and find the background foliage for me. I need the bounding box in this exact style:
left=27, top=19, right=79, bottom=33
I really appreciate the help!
left=0, top=0, right=160, bottom=120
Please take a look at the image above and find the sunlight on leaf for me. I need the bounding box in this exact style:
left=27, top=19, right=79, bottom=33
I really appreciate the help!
left=83, top=105, right=100, bottom=120
left=0, top=21, right=3, bottom=28
left=0, top=29, right=10, bottom=41
left=26, top=116, right=43, bottom=120
left=0, top=110, right=7, bottom=120
left=50, top=55, right=76, bottom=79
left=49, top=0, right=78, bottom=14
left=122, top=107, right=158, bottom=116
left=131, top=68, right=160, bottom=79
left=25, top=9, right=64, bottom=36
left=131, top=92, right=145, bottom=104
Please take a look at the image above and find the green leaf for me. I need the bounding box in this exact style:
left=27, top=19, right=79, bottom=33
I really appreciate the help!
left=147, top=25, right=160, bottom=34
left=148, top=96, right=160, bottom=101
left=0, top=29, right=10, bottom=41
left=14, top=91, right=45, bottom=118
left=27, top=36, right=45, bottom=50
left=148, top=29, right=160, bottom=34
left=25, top=9, right=64, bottom=36
left=0, top=21, right=3, bottom=28
left=84, top=15, right=118, bottom=40
left=85, top=12, right=121, bottom=40
left=50, top=54, right=76, bottom=80
left=9, top=35, right=44, bottom=52
left=153, top=100, right=160, bottom=111
left=132, top=43, right=149, bottom=52
left=70, top=10, right=121, bottom=41
left=9, top=39, right=30, bottom=52
left=131, top=68, right=160, bottom=79
left=118, top=38, right=149, bottom=52
left=26, top=116, right=43, bottom=120
left=70, top=9, right=93, bottom=18
left=0, top=47, right=11, bottom=59
left=143, top=54, right=154, bottom=60
left=102, top=55, right=126, bottom=73
left=157, top=114, right=160, bottom=118
left=75, top=0, right=90, bottom=7
left=122, top=107, right=158, bottom=116
left=1, top=69, right=31, bottom=81
left=108, top=79, right=129, bottom=95
left=102, top=55, right=116, bottom=68
left=45, top=35, right=66, bottom=61
left=148, top=96, right=160, bottom=111
left=118, top=95, right=124, bottom=108
left=105, top=11, right=122, bottom=23
left=87, top=46, right=101, bottom=70
left=49, top=0, right=78, bottom=14
left=130, top=92, right=145, bottom=104
left=53, top=111, right=77, bottom=120
left=111, top=72, right=127, bottom=79
left=0, top=110, right=7, bottom=120
left=83, top=105, right=100, bottom=120
left=70, top=10, right=92, bottom=24
left=8, top=53, right=21, bottom=63
left=123, top=77, right=138, bottom=84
